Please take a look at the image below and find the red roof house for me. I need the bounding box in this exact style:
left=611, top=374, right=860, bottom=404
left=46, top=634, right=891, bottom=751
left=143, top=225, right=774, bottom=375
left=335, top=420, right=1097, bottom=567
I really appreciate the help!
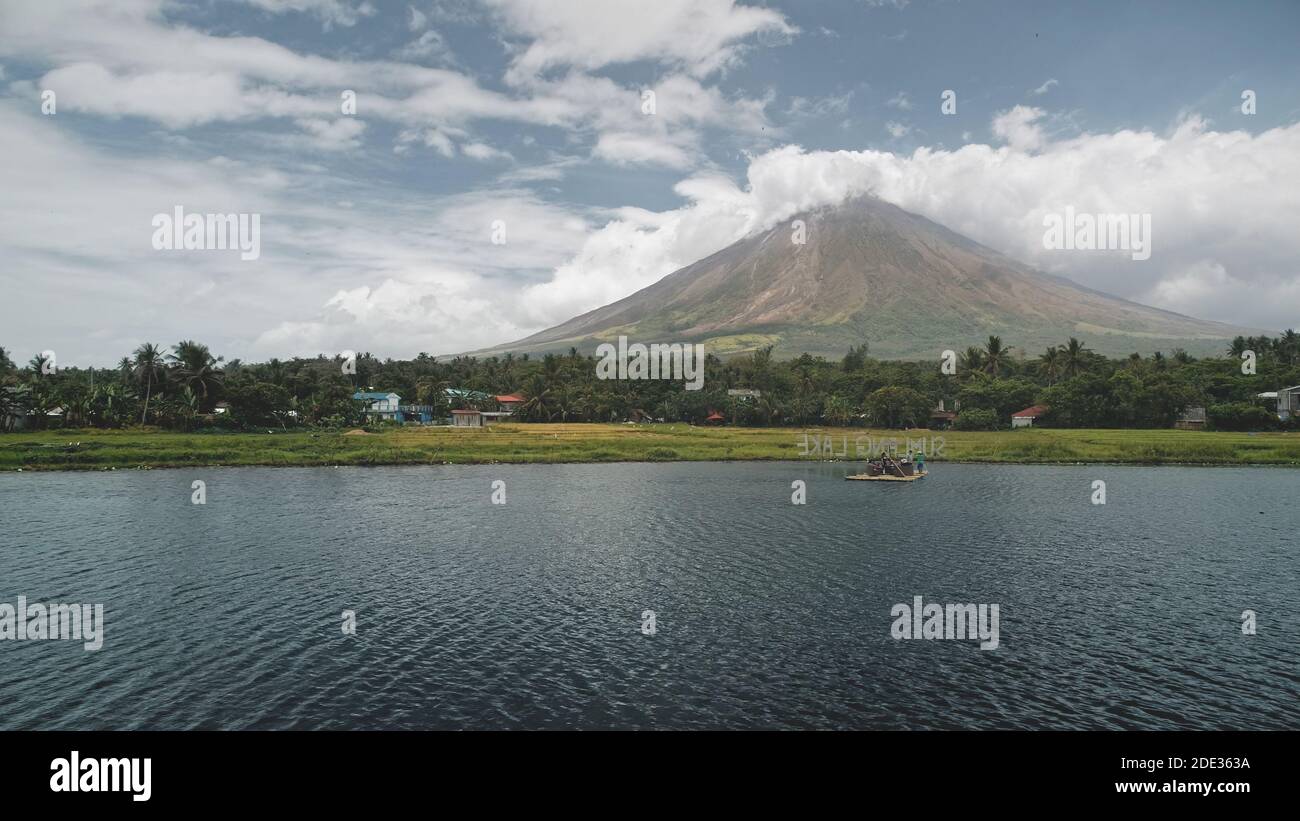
left=1011, top=405, right=1049, bottom=428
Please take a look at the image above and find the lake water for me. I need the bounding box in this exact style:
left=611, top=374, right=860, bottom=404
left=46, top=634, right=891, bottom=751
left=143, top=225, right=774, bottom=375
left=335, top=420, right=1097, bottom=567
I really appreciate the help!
left=0, top=462, right=1296, bottom=730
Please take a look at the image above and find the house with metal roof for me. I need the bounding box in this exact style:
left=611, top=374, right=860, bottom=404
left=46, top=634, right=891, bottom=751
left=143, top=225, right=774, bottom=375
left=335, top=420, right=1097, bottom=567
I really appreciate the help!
left=494, top=393, right=525, bottom=412
left=353, top=391, right=403, bottom=422
left=451, top=408, right=482, bottom=427
left=1010, top=404, right=1049, bottom=428
left=443, top=387, right=491, bottom=404
left=1270, top=385, right=1300, bottom=421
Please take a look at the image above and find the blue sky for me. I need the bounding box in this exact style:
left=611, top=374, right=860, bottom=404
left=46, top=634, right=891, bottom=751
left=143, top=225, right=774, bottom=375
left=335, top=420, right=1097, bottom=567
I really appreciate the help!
left=1, top=0, right=1298, bottom=366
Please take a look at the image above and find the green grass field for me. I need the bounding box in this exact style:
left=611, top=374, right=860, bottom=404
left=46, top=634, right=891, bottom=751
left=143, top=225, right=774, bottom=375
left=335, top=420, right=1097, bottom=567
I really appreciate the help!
left=2, top=423, right=1297, bottom=471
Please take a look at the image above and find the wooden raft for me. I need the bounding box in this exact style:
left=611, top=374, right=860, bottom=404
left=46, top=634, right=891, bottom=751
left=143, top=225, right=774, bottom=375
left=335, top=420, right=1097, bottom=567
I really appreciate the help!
left=845, top=471, right=926, bottom=482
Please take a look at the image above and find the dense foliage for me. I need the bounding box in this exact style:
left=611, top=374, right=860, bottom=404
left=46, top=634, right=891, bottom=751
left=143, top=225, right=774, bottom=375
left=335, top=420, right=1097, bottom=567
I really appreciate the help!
left=2, top=332, right=1296, bottom=432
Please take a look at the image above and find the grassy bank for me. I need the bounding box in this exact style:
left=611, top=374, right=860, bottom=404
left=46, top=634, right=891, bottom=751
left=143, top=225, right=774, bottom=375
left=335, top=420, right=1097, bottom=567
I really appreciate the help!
left=2, top=424, right=1298, bottom=471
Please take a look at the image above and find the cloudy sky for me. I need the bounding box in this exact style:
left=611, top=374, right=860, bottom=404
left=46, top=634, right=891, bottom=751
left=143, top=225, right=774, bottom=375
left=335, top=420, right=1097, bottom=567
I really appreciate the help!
left=2, top=0, right=1298, bottom=366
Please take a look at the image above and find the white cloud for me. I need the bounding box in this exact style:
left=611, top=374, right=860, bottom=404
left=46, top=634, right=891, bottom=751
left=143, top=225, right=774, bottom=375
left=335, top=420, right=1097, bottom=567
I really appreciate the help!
left=396, top=126, right=458, bottom=156
left=991, top=105, right=1046, bottom=152
left=394, top=29, right=456, bottom=64
left=788, top=91, right=853, bottom=118
left=236, top=0, right=376, bottom=28
left=36, top=63, right=310, bottom=128
left=886, top=90, right=912, bottom=110
left=461, top=141, right=513, bottom=161
left=498, top=155, right=583, bottom=182
left=292, top=117, right=367, bottom=151
left=885, top=120, right=911, bottom=138
left=593, top=131, right=695, bottom=169
left=486, top=0, right=795, bottom=81
left=518, top=116, right=1300, bottom=335
left=0, top=96, right=593, bottom=364
left=0, top=0, right=774, bottom=174
left=1031, top=78, right=1059, bottom=96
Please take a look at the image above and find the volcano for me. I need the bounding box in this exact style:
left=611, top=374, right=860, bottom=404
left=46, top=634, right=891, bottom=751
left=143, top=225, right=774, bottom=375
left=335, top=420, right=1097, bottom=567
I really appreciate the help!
left=469, top=196, right=1254, bottom=360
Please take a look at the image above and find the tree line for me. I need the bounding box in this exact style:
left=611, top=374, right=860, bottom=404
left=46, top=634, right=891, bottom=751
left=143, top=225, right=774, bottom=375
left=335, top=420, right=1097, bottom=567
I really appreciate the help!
left=2, top=331, right=1297, bottom=432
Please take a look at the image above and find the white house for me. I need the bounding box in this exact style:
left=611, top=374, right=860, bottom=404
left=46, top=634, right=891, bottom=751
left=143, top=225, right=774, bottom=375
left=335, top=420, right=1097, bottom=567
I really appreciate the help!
left=353, top=391, right=402, bottom=421
left=1268, top=385, right=1300, bottom=421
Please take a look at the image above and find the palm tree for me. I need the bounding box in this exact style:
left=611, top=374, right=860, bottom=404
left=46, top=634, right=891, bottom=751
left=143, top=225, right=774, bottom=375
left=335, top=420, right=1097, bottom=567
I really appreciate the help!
left=756, top=391, right=782, bottom=426
left=132, top=343, right=165, bottom=423
left=0, top=383, right=30, bottom=431
left=958, top=346, right=984, bottom=374
left=748, top=345, right=775, bottom=393
left=982, top=336, right=1005, bottom=376
left=1061, top=337, right=1091, bottom=378
left=791, top=355, right=818, bottom=395
left=168, top=341, right=224, bottom=410
left=1038, top=346, right=1062, bottom=384
left=1278, top=329, right=1299, bottom=365
left=416, top=377, right=451, bottom=418
left=519, top=373, right=557, bottom=421
left=1228, top=336, right=1249, bottom=358
left=28, top=353, right=54, bottom=375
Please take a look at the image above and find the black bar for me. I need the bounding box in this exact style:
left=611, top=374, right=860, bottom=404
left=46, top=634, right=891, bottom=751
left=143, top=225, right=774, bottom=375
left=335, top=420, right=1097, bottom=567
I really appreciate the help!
left=5, top=731, right=1284, bottom=808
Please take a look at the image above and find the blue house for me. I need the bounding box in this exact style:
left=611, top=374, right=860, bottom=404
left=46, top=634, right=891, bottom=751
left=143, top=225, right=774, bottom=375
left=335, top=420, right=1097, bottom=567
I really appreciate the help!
left=353, top=391, right=404, bottom=423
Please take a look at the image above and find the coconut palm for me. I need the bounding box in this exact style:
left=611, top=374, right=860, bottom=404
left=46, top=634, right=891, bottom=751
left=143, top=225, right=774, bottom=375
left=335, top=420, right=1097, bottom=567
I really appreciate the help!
left=28, top=353, right=54, bottom=375
left=519, top=373, right=557, bottom=421
left=1276, top=329, right=1299, bottom=365
left=748, top=345, right=775, bottom=393
left=168, top=341, right=224, bottom=410
left=0, top=383, right=30, bottom=431
left=958, top=346, right=984, bottom=374
left=1061, top=337, right=1091, bottom=378
left=1038, top=346, right=1062, bottom=384
left=415, top=377, right=451, bottom=417
left=982, top=336, right=1006, bottom=376
left=132, top=343, right=166, bottom=423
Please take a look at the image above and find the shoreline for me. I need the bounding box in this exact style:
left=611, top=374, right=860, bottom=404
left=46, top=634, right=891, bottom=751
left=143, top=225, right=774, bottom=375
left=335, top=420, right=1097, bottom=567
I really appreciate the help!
left=2, top=423, right=1297, bottom=472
